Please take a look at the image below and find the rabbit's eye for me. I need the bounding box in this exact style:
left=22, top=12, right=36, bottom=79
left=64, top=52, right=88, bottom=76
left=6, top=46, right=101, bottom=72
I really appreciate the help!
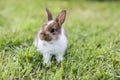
left=50, top=28, right=55, bottom=33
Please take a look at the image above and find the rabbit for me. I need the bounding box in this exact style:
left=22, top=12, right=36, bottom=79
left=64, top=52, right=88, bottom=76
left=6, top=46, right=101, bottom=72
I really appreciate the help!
left=34, top=8, right=68, bottom=65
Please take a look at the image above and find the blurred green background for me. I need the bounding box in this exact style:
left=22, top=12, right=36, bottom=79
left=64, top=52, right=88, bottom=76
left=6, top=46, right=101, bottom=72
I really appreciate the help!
left=0, top=0, right=120, bottom=80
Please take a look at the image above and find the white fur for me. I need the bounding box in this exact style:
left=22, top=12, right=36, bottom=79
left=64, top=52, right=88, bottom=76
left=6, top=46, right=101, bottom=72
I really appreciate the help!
left=34, top=28, right=68, bottom=65
left=45, top=20, right=54, bottom=30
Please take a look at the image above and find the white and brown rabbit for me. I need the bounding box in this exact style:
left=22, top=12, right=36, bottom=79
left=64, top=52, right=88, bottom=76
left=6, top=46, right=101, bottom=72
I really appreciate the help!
left=34, top=8, right=68, bottom=65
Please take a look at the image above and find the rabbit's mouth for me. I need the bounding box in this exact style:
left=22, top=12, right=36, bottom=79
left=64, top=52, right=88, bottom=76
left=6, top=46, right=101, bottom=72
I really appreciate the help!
left=43, top=37, right=52, bottom=41
left=39, top=31, right=60, bottom=42
left=39, top=34, right=52, bottom=42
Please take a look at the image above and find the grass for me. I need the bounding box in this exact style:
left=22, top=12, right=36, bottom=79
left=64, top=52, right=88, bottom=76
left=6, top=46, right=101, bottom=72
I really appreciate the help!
left=0, top=0, right=120, bottom=80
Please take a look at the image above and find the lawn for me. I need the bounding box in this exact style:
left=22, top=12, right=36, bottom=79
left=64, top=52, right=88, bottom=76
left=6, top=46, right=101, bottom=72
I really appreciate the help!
left=0, top=0, right=120, bottom=80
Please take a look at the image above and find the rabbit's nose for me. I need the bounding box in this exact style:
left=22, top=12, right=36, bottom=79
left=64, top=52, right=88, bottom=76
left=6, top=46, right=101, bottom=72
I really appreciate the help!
left=40, top=33, right=48, bottom=39
left=39, top=32, right=51, bottom=41
left=43, top=33, right=46, bottom=36
left=40, top=33, right=46, bottom=36
left=40, top=33, right=45, bottom=39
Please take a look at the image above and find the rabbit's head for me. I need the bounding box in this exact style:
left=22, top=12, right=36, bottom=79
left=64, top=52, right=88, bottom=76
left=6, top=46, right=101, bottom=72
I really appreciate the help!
left=39, top=8, right=66, bottom=41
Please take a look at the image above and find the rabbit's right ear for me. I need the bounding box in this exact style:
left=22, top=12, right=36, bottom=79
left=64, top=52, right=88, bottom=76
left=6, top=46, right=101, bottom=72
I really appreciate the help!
left=46, top=8, right=53, bottom=21
left=55, top=10, right=66, bottom=25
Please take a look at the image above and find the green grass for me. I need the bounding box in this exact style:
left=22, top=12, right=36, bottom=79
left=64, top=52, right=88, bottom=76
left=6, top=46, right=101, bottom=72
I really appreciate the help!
left=0, top=0, right=120, bottom=80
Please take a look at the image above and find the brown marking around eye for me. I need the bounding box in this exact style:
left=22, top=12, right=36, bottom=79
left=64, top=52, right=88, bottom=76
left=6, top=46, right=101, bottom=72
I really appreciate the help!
left=39, top=21, right=62, bottom=41
left=46, top=21, right=61, bottom=35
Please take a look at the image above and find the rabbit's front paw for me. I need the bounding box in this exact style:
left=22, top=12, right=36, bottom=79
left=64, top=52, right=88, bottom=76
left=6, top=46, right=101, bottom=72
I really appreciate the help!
left=56, top=55, right=63, bottom=63
left=43, top=54, right=51, bottom=65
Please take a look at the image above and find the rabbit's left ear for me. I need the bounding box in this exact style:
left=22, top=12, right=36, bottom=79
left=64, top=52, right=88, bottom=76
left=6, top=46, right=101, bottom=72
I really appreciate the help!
left=55, top=10, right=66, bottom=25
left=46, top=8, right=53, bottom=21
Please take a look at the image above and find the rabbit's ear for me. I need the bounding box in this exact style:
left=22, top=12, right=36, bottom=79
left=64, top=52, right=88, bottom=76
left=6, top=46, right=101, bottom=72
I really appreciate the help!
left=55, top=10, right=66, bottom=25
left=46, top=8, right=53, bottom=21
